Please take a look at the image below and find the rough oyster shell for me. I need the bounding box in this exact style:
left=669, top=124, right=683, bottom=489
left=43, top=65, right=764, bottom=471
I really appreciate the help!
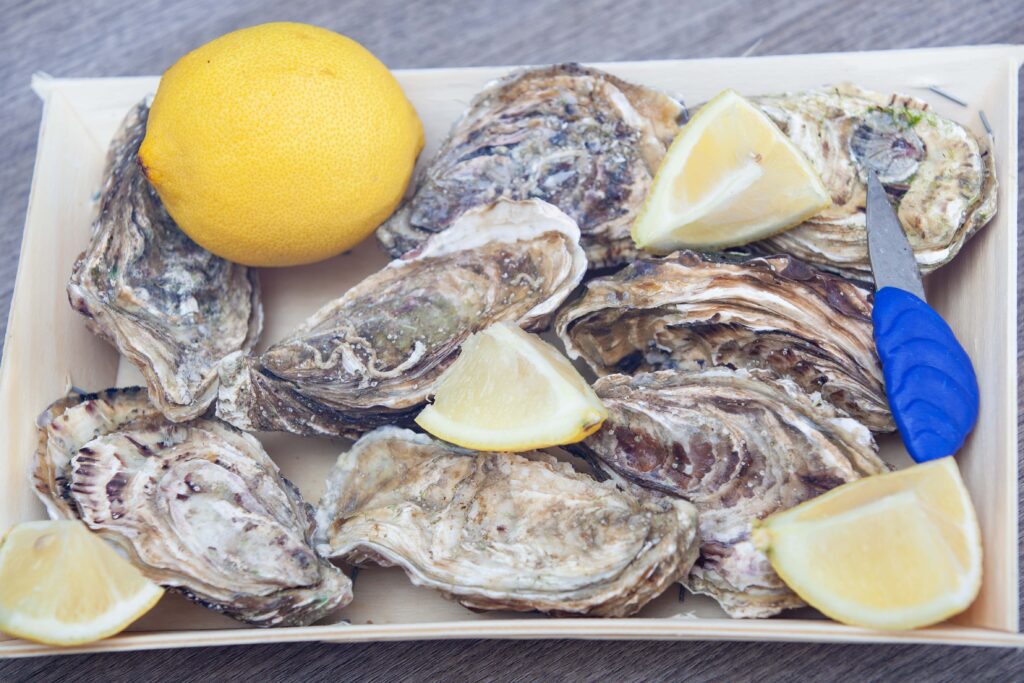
left=749, top=84, right=997, bottom=280
left=315, top=427, right=700, bottom=617
left=218, top=199, right=586, bottom=438
left=377, top=63, right=684, bottom=269
left=67, top=101, right=262, bottom=422
left=33, top=388, right=351, bottom=627
left=577, top=368, right=889, bottom=618
left=556, top=250, right=893, bottom=432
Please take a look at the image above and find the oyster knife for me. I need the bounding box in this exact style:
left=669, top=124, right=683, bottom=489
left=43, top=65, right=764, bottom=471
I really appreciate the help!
left=866, top=169, right=979, bottom=463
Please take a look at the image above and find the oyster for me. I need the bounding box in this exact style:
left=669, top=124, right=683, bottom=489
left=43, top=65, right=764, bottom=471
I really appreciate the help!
left=377, top=63, right=684, bottom=269
left=33, top=387, right=352, bottom=627
left=218, top=199, right=586, bottom=438
left=577, top=369, right=888, bottom=618
left=67, top=100, right=262, bottom=422
left=749, top=84, right=997, bottom=279
left=556, top=251, right=893, bottom=432
left=315, top=427, right=700, bottom=617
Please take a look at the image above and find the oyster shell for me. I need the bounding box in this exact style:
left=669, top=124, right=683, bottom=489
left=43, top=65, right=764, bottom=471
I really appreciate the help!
left=577, top=369, right=888, bottom=618
left=749, top=84, right=997, bottom=280
left=315, top=427, right=700, bottom=617
left=377, top=63, right=684, bottom=269
left=556, top=250, right=893, bottom=432
left=67, top=101, right=262, bottom=421
left=33, top=387, right=351, bottom=627
left=218, top=199, right=586, bottom=438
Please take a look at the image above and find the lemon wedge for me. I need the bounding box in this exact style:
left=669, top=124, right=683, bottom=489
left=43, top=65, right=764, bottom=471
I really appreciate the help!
left=415, top=322, right=607, bottom=452
left=0, top=520, right=163, bottom=646
left=632, top=89, right=831, bottom=253
left=753, top=457, right=982, bottom=630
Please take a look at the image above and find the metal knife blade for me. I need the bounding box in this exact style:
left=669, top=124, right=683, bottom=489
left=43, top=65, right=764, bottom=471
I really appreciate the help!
left=865, top=169, right=926, bottom=300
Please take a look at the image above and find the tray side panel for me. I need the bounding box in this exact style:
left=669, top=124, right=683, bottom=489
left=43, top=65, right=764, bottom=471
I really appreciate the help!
left=2, top=620, right=1023, bottom=659
left=0, top=91, right=119, bottom=531
left=922, top=54, right=1021, bottom=632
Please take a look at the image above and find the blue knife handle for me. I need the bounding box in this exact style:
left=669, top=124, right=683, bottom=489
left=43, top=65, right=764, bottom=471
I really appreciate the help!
left=872, top=287, right=979, bottom=463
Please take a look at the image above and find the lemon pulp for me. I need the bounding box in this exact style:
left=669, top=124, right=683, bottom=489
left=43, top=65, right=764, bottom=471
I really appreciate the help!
left=754, top=457, right=982, bottom=630
left=0, top=520, right=163, bottom=646
left=632, top=89, right=831, bottom=253
left=415, top=322, right=607, bottom=452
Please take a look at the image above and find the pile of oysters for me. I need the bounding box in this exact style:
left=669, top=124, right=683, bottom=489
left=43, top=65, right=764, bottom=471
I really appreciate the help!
left=36, top=64, right=996, bottom=626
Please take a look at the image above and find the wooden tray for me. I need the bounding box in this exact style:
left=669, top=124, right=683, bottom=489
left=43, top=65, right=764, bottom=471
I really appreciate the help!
left=2, top=45, right=1023, bottom=657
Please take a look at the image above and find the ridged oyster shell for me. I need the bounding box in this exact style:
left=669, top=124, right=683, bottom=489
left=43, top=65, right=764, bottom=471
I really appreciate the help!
left=218, top=199, right=586, bottom=438
left=556, top=250, right=893, bottom=432
left=577, top=368, right=889, bottom=618
left=32, top=388, right=351, bottom=627
left=377, top=63, right=684, bottom=269
left=67, top=100, right=262, bottom=422
left=750, top=84, right=997, bottom=280
left=315, top=427, right=700, bottom=617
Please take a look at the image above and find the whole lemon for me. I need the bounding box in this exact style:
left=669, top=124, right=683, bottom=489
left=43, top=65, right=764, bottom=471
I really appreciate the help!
left=139, top=22, right=424, bottom=267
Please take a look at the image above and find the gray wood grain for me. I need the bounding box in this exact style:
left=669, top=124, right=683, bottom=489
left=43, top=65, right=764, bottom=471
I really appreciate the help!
left=0, top=0, right=1021, bottom=679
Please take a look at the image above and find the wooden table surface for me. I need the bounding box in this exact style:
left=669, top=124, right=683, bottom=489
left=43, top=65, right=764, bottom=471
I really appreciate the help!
left=1, top=0, right=1022, bottom=680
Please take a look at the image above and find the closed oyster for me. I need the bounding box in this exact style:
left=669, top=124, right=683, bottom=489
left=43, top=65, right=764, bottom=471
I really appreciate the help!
left=577, top=369, right=888, bottom=618
left=749, top=84, right=997, bottom=279
left=315, top=427, right=700, bottom=617
left=556, top=251, right=893, bottom=432
left=33, top=388, right=351, bottom=627
left=218, top=199, right=586, bottom=438
left=377, top=63, right=684, bottom=269
left=67, top=101, right=262, bottom=421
